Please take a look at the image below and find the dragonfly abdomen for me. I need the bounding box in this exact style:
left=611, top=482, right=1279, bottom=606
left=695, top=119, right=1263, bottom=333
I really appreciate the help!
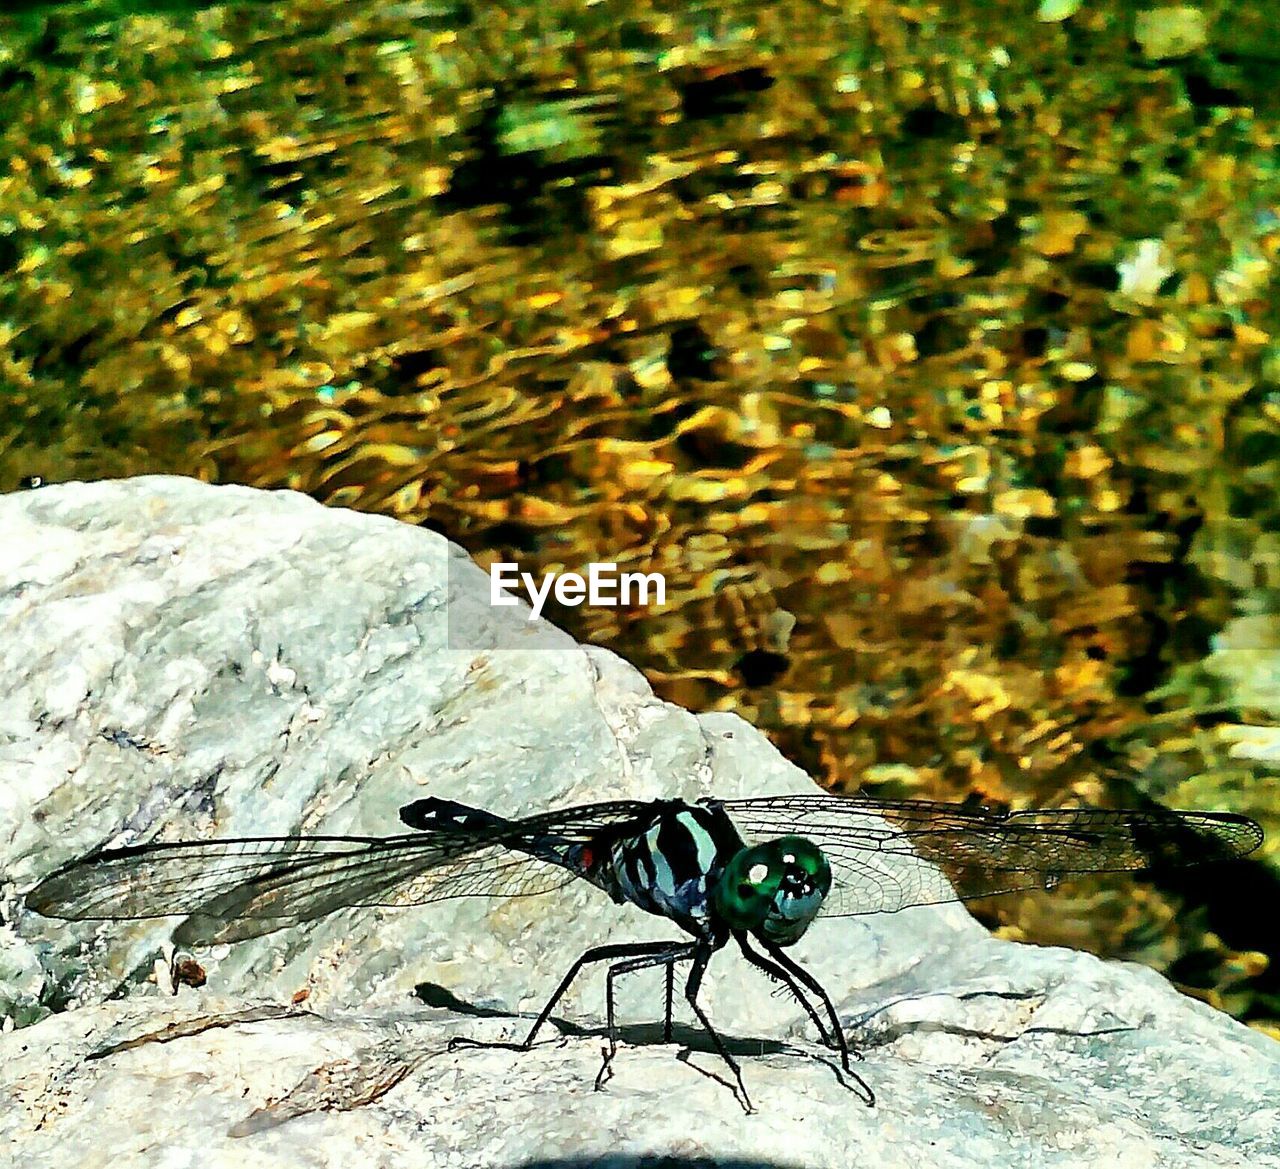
left=400, top=796, right=584, bottom=873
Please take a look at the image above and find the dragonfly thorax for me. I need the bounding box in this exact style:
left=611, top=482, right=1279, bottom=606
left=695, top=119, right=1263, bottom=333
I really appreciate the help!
left=712, top=835, right=832, bottom=946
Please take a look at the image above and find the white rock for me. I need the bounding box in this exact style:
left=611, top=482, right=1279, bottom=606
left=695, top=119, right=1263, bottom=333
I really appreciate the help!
left=2, top=477, right=1276, bottom=1168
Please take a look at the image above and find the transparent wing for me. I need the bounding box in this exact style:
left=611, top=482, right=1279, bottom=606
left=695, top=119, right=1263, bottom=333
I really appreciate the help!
left=25, top=799, right=660, bottom=944
left=714, top=794, right=1264, bottom=917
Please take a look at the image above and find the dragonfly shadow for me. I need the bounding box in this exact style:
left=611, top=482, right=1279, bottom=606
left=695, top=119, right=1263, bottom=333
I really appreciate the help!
left=415, top=980, right=866, bottom=1102
left=512, top=1160, right=803, bottom=1169
left=414, top=980, right=521, bottom=1021
left=416, top=978, right=796, bottom=1051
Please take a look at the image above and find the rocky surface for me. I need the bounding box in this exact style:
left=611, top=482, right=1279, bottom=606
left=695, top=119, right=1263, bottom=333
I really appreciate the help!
left=2, top=477, right=1277, bottom=1168
left=5, top=0, right=1278, bottom=1023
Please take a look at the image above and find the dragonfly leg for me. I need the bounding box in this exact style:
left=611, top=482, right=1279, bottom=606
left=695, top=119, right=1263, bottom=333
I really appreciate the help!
left=448, top=940, right=686, bottom=1055
left=595, top=941, right=697, bottom=1091
left=755, top=938, right=873, bottom=1105
left=662, top=960, right=675, bottom=1044
left=682, top=942, right=754, bottom=1114
left=757, top=938, right=854, bottom=1068
left=734, top=931, right=836, bottom=1050
left=737, top=934, right=873, bottom=1105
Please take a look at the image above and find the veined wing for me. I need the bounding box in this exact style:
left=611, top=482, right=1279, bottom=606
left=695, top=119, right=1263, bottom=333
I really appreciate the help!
left=25, top=799, right=663, bottom=944
left=713, top=794, right=1263, bottom=917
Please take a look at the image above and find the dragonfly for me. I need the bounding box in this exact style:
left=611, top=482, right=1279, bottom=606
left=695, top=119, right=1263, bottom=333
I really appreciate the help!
left=25, top=792, right=1263, bottom=1111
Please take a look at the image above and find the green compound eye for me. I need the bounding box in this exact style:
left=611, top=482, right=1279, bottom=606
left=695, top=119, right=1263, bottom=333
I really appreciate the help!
left=713, top=836, right=832, bottom=946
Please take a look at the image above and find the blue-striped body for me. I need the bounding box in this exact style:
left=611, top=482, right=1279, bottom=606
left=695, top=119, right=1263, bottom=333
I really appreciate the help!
left=574, top=801, right=747, bottom=939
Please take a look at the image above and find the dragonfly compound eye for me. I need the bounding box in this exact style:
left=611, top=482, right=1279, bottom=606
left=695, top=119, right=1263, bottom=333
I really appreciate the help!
left=713, top=836, right=832, bottom=945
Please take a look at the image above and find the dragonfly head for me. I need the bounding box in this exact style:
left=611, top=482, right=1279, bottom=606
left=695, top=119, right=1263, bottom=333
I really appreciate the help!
left=713, top=835, right=832, bottom=946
